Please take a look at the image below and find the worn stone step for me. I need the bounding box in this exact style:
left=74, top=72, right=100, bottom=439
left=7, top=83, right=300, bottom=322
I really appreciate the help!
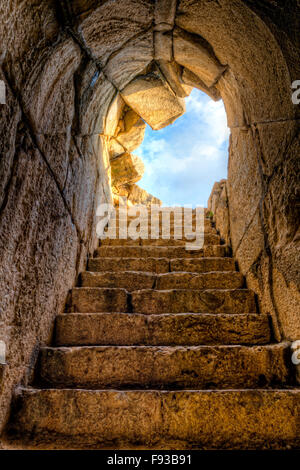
left=68, top=288, right=129, bottom=313
left=99, top=232, right=219, bottom=247
left=170, top=258, right=236, bottom=272
left=88, top=257, right=236, bottom=274
left=106, top=220, right=216, bottom=233
left=37, top=343, right=291, bottom=389
left=94, top=245, right=229, bottom=259
left=81, top=271, right=244, bottom=291
left=10, top=388, right=300, bottom=449
left=55, top=313, right=271, bottom=346
left=88, top=257, right=171, bottom=273
left=131, top=289, right=257, bottom=314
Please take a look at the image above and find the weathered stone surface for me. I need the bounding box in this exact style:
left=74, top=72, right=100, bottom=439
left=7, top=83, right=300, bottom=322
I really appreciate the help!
left=0, top=139, right=79, bottom=436
left=154, top=0, right=177, bottom=30
left=95, top=245, right=228, bottom=259
left=170, top=258, right=236, bottom=273
left=105, top=93, right=125, bottom=137
left=155, top=272, right=244, bottom=290
left=55, top=312, right=271, bottom=346
left=119, top=184, right=162, bottom=207
left=158, top=61, right=192, bottom=98
left=227, top=128, right=263, bottom=252
left=121, top=72, right=186, bottom=130
left=154, top=31, right=173, bottom=62
left=37, top=343, right=289, bottom=389
left=23, top=39, right=81, bottom=135
left=182, top=68, right=221, bottom=101
left=9, top=388, right=300, bottom=449
left=69, top=288, right=128, bottom=313
left=81, top=271, right=155, bottom=290
left=104, top=30, right=153, bottom=90
left=173, top=27, right=226, bottom=88
left=81, top=271, right=244, bottom=291
left=207, top=180, right=230, bottom=245
left=79, top=0, right=154, bottom=65
left=108, top=138, right=126, bottom=159
left=175, top=0, right=295, bottom=124
left=77, top=66, right=117, bottom=135
left=88, top=256, right=235, bottom=274
left=89, top=257, right=170, bottom=274
left=99, top=233, right=218, bottom=247
left=116, top=118, right=146, bottom=153
left=111, top=152, right=145, bottom=187
left=131, top=289, right=257, bottom=314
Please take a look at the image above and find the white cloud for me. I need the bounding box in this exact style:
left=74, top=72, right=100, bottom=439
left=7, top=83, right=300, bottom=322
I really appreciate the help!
left=135, top=89, right=230, bottom=207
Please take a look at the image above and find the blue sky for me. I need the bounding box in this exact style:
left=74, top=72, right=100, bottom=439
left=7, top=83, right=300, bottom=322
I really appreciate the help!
left=134, top=88, right=230, bottom=207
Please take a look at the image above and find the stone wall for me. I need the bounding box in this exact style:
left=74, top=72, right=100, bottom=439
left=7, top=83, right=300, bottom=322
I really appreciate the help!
left=0, top=0, right=299, bottom=436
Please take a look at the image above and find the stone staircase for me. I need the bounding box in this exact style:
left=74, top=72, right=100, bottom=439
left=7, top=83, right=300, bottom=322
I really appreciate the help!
left=7, top=208, right=299, bottom=449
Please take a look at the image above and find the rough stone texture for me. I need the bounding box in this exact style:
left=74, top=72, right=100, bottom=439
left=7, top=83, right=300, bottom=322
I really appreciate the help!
left=182, top=68, right=221, bottom=101
left=88, top=256, right=236, bottom=274
left=116, top=184, right=162, bottom=208
left=207, top=180, right=230, bottom=245
left=55, top=313, right=271, bottom=346
left=81, top=271, right=244, bottom=291
left=79, top=0, right=154, bottom=66
left=0, top=0, right=299, bottom=447
left=104, top=30, right=153, bottom=90
left=89, top=257, right=171, bottom=274
left=173, top=27, right=226, bottom=88
left=95, top=245, right=229, bottom=259
left=131, top=289, right=256, bottom=314
left=6, top=388, right=299, bottom=449
left=154, top=0, right=177, bottom=31
left=69, top=288, right=128, bottom=313
left=37, top=343, right=290, bottom=389
left=111, top=152, right=145, bottom=188
left=121, top=72, right=186, bottom=130
left=116, top=118, right=146, bottom=153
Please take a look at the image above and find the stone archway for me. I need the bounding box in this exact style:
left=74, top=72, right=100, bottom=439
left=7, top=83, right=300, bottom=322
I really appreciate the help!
left=0, top=0, right=299, bottom=438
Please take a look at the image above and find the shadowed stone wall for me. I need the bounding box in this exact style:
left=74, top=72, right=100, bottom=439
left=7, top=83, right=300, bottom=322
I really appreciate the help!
left=0, top=0, right=299, bottom=435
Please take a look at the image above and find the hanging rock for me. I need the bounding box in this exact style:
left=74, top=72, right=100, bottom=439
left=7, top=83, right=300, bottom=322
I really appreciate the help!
left=182, top=68, right=221, bottom=102
left=111, top=152, right=145, bottom=187
left=173, top=27, right=226, bottom=88
left=121, top=72, right=185, bottom=130
left=117, top=117, right=146, bottom=153
left=109, top=139, right=126, bottom=159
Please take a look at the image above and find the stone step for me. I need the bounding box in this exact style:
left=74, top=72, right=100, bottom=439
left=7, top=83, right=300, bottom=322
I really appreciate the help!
left=99, top=232, right=219, bottom=247
left=10, top=388, right=300, bottom=449
left=68, top=287, right=256, bottom=314
left=131, top=289, right=257, bottom=314
left=94, top=245, right=229, bottom=259
left=88, top=257, right=236, bottom=274
left=68, top=288, right=129, bottom=313
left=55, top=313, right=271, bottom=346
left=106, top=220, right=216, bottom=232
left=37, top=343, right=291, bottom=389
left=81, top=271, right=244, bottom=291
